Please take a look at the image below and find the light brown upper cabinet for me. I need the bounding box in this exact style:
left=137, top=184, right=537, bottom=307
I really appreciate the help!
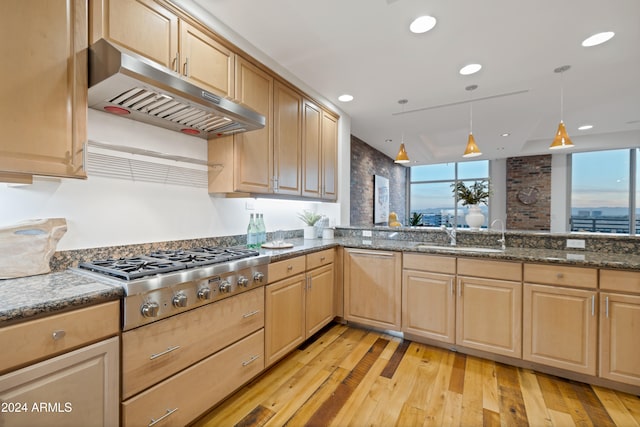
left=0, top=0, right=87, bottom=179
left=91, top=0, right=235, bottom=99
left=272, top=82, right=303, bottom=196
left=302, top=100, right=338, bottom=201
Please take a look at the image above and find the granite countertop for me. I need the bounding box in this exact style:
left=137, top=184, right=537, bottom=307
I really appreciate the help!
left=3, top=236, right=639, bottom=326
left=260, top=237, right=640, bottom=270
left=0, top=271, right=123, bottom=325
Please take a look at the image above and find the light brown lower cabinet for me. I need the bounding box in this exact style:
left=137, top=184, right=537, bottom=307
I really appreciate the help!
left=402, top=254, right=456, bottom=343
left=598, top=269, right=640, bottom=387
left=265, top=250, right=336, bottom=366
left=265, top=273, right=306, bottom=366
left=122, top=329, right=264, bottom=427
left=0, top=337, right=119, bottom=427
left=343, top=249, right=402, bottom=330
left=456, top=275, right=522, bottom=358
left=523, top=283, right=598, bottom=375
left=599, top=292, right=640, bottom=386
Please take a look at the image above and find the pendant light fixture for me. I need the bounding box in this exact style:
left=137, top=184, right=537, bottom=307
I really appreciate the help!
left=394, top=99, right=410, bottom=163
left=550, top=65, right=574, bottom=150
left=463, top=85, right=482, bottom=158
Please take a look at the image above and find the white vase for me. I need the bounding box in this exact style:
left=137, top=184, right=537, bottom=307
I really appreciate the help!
left=303, top=226, right=316, bottom=239
left=465, top=204, right=485, bottom=230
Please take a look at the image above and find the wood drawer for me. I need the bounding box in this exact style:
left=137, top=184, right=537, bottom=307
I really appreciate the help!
left=122, top=287, right=263, bottom=399
left=122, top=329, right=264, bottom=427
left=268, top=255, right=306, bottom=283
left=306, top=248, right=335, bottom=270
left=524, top=263, right=597, bottom=289
left=458, top=258, right=522, bottom=281
left=600, top=269, right=640, bottom=294
left=0, top=301, right=119, bottom=373
left=403, top=253, right=456, bottom=274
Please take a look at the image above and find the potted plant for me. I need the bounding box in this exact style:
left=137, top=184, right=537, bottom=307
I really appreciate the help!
left=408, top=212, right=423, bottom=227
left=297, top=210, right=322, bottom=239
left=452, top=180, right=490, bottom=229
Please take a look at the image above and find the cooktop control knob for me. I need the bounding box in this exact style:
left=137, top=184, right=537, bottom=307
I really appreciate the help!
left=237, top=276, right=249, bottom=287
left=219, top=281, right=232, bottom=293
left=197, top=287, right=211, bottom=300
left=141, top=301, right=160, bottom=318
left=253, top=272, right=265, bottom=282
left=172, top=292, right=188, bottom=308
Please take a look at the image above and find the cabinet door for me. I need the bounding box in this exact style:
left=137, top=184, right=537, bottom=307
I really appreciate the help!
left=0, top=0, right=86, bottom=178
left=523, top=284, right=597, bottom=375
left=599, top=292, right=640, bottom=386
left=91, top=0, right=179, bottom=70
left=306, top=264, right=335, bottom=337
left=321, top=111, right=338, bottom=200
left=402, top=270, right=455, bottom=343
left=265, top=274, right=305, bottom=366
left=343, top=249, right=402, bottom=330
left=0, top=337, right=119, bottom=427
left=301, top=99, right=322, bottom=198
left=179, top=21, right=235, bottom=99
left=234, top=57, right=273, bottom=193
left=273, top=82, right=302, bottom=195
left=456, top=276, right=522, bottom=358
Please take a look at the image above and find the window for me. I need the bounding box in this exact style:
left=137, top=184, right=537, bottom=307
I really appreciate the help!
left=570, top=148, right=637, bottom=234
left=409, top=160, right=489, bottom=228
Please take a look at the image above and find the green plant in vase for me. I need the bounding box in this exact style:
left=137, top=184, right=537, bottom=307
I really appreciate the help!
left=451, top=180, right=490, bottom=229
left=408, top=212, right=423, bottom=226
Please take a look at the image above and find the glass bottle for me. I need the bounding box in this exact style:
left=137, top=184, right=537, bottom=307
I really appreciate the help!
left=247, top=213, right=257, bottom=249
left=256, top=213, right=266, bottom=246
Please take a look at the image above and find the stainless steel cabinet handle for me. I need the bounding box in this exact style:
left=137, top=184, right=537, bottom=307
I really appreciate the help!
left=148, top=408, right=178, bottom=426
left=556, top=273, right=564, bottom=279
left=605, top=296, right=609, bottom=318
left=457, top=279, right=462, bottom=297
left=449, top=279, right=454, bottom=296
left=242, top=354, right=260, bottom=367
left=287, top=265, right=293, bottom=271
left=149, top=345, right=181, bottom=360
left=172, top=52, right=179, bottom=72
left=242, top=310, right=260, bottom=318
left=320, top=256, right=326, bottom=261
left=591, top=295, right=595, bottom=316
left=52, top=330, right=66, bottom=340
left=308, top=275, right=312, bottom=290
left=183, top=57, right=189, bottom=77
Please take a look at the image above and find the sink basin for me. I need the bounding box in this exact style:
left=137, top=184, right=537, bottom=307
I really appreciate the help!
left=414, top=245, right=504, bottom=253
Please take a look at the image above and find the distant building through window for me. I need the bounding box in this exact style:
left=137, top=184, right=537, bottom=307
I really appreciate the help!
left=570, top=148, right=638, bottom=234
left=409, top=160, right=489, bottom=228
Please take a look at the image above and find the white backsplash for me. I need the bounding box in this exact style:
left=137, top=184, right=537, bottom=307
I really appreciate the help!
left=0, top=110, right=341, bottom=250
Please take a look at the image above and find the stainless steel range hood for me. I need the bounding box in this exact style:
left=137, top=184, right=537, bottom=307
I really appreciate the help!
left=88, top=39, right=265, bottom=138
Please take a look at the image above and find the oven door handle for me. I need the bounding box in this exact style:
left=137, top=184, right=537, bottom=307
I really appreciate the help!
left=149, top=345, right=181, bottom=360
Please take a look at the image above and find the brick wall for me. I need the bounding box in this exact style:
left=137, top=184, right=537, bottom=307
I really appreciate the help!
left=350, top=135, right=407, bottom=226
left=506, top=155, right=551, bottom=230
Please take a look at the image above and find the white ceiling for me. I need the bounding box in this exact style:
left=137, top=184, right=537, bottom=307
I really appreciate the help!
left=192, top=0, right=640, bottom=165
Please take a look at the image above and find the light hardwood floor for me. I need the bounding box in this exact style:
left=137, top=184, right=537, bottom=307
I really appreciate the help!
left=192, top=323, right=640, bottom=427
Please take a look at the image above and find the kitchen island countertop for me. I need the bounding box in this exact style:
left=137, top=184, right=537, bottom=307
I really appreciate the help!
left=4, top=236, right=640, bottom=326
left=261, top=237, right=640, bottom=270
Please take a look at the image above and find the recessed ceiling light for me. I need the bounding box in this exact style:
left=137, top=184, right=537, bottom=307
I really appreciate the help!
left=459, top=63, right=482, bottom=75
left=582, top=31, right=615, bottom=47
left=501, top=133, right=510, bottom=137
left=338, top=94, right=354, bottom=102
left=409, top=15, right=437, bottom=34
left=578, top=125, right=593, bottom=130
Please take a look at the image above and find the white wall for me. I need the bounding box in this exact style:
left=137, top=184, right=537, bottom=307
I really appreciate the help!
left=0, top=110, right=342, bottom=250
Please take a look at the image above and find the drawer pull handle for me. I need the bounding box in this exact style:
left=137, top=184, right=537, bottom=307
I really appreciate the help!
left=242, top=354, right=260, bottom=367
left=320, top=256, right=326, bottom=261
left=287, top=265, right=293, bottom=271
left=605, top=296, right=609, bottom=318
left=242, top=310, right=260, bottom=318
left=556, top=273, right=564, bottom=279
left=148, top=407, right=178, bottom=426
left=52, top=330, right=66, bottom=340
left=149, top=345, right=181, bottom=360
left=591, top=295, right=595, bottom=317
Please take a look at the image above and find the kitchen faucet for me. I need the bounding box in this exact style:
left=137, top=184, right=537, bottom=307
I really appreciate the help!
left=440, top=225, right=456, bottom=246
left=491, top=218, right=506, bottom=250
